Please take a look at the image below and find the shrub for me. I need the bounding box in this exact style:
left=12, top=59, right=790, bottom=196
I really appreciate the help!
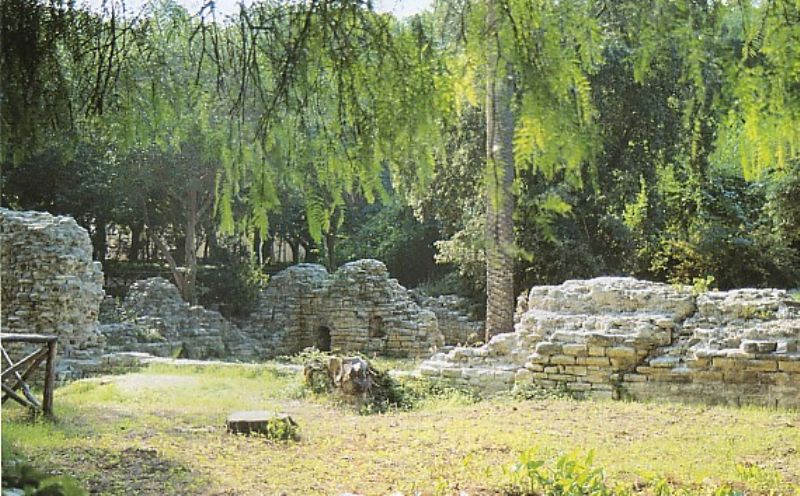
left=1, top=441, right=87, bottom=496
left=503, top=450, right=626, bottom=496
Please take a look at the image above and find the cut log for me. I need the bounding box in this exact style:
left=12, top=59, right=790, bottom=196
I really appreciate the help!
left=225, top=411, right=298, bottom=440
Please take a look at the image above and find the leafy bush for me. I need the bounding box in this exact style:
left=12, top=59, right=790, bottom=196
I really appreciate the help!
left=2, top=442, right=87, bottom=496
left=197, top=256, right=267, bottom=318
left=263, top=416, right=300, bottom=442
left=504, top=450, right=626, bottom=496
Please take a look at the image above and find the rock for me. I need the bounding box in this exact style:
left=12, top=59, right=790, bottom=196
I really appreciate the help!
left=100, top=277, right=252, bottom=360
left=226, top=411, right=298, bottom=440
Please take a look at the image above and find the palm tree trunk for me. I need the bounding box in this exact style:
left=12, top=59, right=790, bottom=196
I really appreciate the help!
left=485, top=0, right=515, bottom=341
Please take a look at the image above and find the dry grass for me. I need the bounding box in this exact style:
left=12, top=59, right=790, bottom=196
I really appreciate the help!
left=2, top=361, right=799, bottom=495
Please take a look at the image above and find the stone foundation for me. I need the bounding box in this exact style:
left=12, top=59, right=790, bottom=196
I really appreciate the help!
left=101, top=260, right=445, bottom=360
left=421, top=278, right=800, bottom=408
left=1, top=208, right=105, bottom=359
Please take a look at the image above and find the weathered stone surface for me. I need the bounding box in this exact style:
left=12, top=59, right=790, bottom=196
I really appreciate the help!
left=1, top=208, right=105, bottom=359
left=239, top=260, right=443, bottom=358
left=421, top=277, right=800, bottom=408
left=412, top=292, right=484, bottom=346
left=99, top=277, right=253, bottom=360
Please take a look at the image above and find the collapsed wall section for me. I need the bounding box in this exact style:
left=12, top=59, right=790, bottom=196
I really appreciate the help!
left=1, top=208, right=105, bottom=358
left=99, top=277, right=254, bottom=360
left=421, top=277, right=800, bottom=408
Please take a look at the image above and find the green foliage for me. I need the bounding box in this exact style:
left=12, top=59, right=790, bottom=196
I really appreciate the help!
left=504, top=450, right=624, bottom=496
left=261, top=416, right=300, bottom=443
left=197, top=254, right=268, bottom=318
left=336, top=197, right=442, bottom=287
left=2, top=441, right=87, bottom=496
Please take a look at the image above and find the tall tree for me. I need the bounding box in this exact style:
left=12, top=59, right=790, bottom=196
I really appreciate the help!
left=484, top=0, right=515, bottom=338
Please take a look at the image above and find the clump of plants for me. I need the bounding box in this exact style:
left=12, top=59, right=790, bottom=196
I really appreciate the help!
left=293, top=348, right=479, bottom=414
left=503, top=450, right=626, bottom=496
left=262, top=416, right=300, bottom=442
left=501, top=381, right=577, bottom=401
left=1, top=442, right=87, bottom=496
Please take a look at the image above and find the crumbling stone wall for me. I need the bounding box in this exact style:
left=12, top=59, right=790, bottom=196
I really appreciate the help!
left=240, top=260, right=443, bottom=357
left=99, top=278, right=253, bottom=360
left=421, top=277, right=800, bottom=408
left=1, top=208, right=105, bottom=359
left=413, top=293, right=484, bottom=345
left=237, top=264, right=330, bottom=356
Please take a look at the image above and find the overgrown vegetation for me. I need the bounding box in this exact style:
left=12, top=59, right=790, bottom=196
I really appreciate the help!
left=2, top=362, right=798, bottom=495
left=2, top=440, right=87, bottom=496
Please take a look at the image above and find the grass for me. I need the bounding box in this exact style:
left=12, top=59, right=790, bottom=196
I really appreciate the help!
left=2, top=361, right=799, bottom=495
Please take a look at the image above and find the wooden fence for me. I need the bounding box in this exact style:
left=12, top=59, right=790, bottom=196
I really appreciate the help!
left=1, top=333, right=58, bottom=417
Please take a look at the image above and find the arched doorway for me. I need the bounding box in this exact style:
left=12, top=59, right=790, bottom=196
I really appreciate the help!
left=316, top=325, right=332, bottom=352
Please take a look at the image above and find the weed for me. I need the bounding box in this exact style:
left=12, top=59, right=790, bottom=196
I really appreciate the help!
left=2, top=439, right=87, bottom=496
left=504, top=450, right=626, bottom=496
left=500, top=381, right=576, bottom=401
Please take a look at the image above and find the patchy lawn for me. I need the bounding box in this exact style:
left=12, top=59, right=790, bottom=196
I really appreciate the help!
left=2, top=362, right=799, bottom=495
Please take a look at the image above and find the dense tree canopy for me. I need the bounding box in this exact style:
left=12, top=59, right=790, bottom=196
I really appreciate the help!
left=1, top=0, right=798, bottom=314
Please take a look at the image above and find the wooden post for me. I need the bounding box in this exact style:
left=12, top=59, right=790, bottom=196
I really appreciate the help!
left=43, top=340, right=57, bottom=417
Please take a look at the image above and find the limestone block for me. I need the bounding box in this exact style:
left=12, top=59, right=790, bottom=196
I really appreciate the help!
left=778, top=360, right=800, bottom=373
left=550, top=355, right=576, bottom=365
left=562, top=344, right=588, bottom=356
left=535, top=342, right=562, bottom=355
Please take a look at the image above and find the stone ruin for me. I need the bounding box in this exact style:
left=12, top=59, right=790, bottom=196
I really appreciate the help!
left=238, top=260, right=444, bottom=357
left=100, top=278, right=253, bottom=360
left=412, top=292, right=484, bottom=345
left=4, top=208, right=798, bottom=409
left=421, top=277, right=800, bottom=408
left=1, top=208, right=105, bottom=360
left=99, top=261, right=447, bottom=360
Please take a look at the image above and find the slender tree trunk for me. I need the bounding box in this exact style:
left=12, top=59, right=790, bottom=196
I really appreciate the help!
left=129, top=222, right=143, bottom=261
left=485, top=0, right=516, bottom=341
left=91, top=218, right=108, bottom=266
left=183, top=189, right=199, bottom=304
left=324, top=231, right=336, bottom=271
left=265, top=231, right=275, bottom=264
left=253, top=227, right=263, bottom=265
left=289, top=238, right=301, bottom=264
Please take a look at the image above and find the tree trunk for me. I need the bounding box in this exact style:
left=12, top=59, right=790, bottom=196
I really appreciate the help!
left=289, top=238, right=301, bottom=264
left=129, top=222, right=143, bottom=261
left=91, top=218, right=107, bottom=266
left=182, top=189, right=199, bottom=304
left=253, top=227, right=263, bottom=266
left=324, top=231, right=336, bottom=271
left=484, top=0, right=516, bottom=341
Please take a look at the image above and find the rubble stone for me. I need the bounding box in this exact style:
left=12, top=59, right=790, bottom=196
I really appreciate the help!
left=1, top=208, right=105, bottom=359
left=421, top=277, right=800, bottom=408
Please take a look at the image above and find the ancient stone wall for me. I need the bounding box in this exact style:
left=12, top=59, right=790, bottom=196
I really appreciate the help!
left=413, top=293, right=484, bottom=346
left=99, top=278, right=254, bottom=360
left=1, top=208, right=105, bottom=359
left=237, top=264, right=330, bottom=357
left=239, top=260, right=443, bottom=358
left=421, top=278, right=800, bottom=408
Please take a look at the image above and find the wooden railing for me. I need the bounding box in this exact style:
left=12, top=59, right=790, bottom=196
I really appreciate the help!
left=1, top=333, right=58, bottom=417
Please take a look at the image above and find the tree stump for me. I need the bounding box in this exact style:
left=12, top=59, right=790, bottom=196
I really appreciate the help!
left=225, top=411, right=298, bottom=440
